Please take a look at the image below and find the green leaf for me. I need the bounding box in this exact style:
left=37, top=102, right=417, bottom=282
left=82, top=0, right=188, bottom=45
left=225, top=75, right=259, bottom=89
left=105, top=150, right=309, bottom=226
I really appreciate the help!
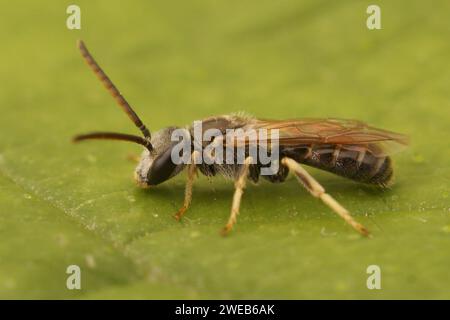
left=0, top=0, right=449, bottom=299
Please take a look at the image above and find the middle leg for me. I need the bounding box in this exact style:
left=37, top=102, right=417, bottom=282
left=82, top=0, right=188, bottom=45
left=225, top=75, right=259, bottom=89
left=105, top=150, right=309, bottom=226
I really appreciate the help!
left=221, top=156, right=254, bottom=236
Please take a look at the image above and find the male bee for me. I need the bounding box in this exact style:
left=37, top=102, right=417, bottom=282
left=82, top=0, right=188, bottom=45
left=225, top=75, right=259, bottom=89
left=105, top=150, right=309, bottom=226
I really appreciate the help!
left=73, top=40, right=408, bottom=237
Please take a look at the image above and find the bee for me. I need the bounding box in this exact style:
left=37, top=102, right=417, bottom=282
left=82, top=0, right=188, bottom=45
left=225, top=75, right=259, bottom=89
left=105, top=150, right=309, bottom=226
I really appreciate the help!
left=73, top=40, right=409, bottom=237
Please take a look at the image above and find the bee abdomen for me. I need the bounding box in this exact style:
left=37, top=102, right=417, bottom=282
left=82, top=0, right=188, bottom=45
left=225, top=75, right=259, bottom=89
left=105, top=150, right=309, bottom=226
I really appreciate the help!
left=284, top=145, right=393, bottom=186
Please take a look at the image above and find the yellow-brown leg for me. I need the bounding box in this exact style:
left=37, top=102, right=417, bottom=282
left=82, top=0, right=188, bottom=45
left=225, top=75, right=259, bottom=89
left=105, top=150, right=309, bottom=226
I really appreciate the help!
left=174, top=151, right=200, bottom=221
left=221, top=157, right=253, bottom=236
left=281, top=157, right=370, bottom=237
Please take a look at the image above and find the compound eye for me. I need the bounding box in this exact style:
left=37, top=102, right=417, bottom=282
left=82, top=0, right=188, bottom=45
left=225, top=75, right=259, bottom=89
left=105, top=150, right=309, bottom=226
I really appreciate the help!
left=146, top=143, right=178, bottom=185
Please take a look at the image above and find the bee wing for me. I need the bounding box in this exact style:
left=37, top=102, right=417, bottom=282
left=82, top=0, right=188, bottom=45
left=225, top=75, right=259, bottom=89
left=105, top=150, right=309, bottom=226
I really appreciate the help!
left=234, top=118, right=409, bottom=156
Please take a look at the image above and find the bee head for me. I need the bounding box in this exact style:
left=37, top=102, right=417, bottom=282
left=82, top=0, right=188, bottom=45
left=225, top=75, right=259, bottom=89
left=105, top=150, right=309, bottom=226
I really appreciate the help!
left=134, top=126, right=185, bottom=187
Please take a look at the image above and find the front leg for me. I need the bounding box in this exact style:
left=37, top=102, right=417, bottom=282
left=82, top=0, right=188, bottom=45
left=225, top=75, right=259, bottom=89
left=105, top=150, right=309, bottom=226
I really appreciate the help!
left=174, top=151, right=200, bottom=221
left=174, top=137, right=220, bottom=222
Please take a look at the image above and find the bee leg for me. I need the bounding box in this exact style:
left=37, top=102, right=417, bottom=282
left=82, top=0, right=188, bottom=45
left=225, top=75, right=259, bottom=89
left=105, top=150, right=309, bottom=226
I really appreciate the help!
left=281, top=157, right=370, bottom=237
left=221, top=156, right=253, bottom=236
left=174, top=151, right=200, bottom=221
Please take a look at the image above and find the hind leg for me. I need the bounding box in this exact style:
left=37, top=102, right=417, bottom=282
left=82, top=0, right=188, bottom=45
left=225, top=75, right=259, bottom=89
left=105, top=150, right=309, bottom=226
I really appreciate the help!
left=282, top=157, right=370, bottom=237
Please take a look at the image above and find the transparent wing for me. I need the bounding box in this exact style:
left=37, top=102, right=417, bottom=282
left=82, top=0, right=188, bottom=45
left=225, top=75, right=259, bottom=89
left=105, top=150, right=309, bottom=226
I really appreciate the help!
left=228, top=118, right=409, bottom=156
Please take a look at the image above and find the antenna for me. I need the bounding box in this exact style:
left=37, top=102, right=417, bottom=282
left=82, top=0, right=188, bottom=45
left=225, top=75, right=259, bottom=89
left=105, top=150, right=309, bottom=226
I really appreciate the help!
left=73, top=132, right=153, bottom=151
left=77, top=40, right=151, bottom=140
